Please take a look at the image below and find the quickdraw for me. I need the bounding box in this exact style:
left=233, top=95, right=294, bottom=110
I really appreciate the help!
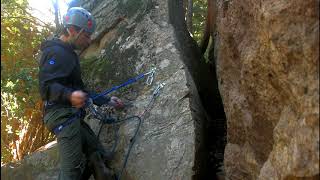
left=145, top=68, right=156, bottom=86
left=152, top=82, right=165, bottom=97
left=138, top=82, right=166, bottom=117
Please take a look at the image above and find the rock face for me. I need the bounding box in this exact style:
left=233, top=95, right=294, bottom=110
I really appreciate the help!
left=2, top=0, right=206, bottom=180
left=2, top=0, right=319, bottom=180
left=213, top=0, right=319, bottom=179
left=80, top=0, right=203, bottom=179
left=1, top=141, right=59, bottom=180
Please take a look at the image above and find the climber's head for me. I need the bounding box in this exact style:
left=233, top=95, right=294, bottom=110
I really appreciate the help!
left=63, top=7, right=96, bottom=34
left=61, top=7, right=96, bottom=49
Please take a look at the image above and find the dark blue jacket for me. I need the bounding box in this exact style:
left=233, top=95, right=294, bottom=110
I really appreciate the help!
left=39, top=38, right=109, bottom=111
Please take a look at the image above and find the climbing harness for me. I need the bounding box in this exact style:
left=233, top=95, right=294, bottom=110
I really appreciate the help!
left=52, top=112, right=81, bottom=134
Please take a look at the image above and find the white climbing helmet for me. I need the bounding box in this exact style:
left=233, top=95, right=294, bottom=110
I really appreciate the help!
left=63, top=7, right=96, bottom=34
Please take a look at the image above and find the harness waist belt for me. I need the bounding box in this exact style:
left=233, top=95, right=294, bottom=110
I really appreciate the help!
left=52, top=111, right=81, bottom=135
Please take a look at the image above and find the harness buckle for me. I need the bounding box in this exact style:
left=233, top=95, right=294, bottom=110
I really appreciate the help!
left=58, top=125, right=63, bottom=131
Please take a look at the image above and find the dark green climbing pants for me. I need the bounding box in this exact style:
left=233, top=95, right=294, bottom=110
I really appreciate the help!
left=43, top=107, right=107, bottom=180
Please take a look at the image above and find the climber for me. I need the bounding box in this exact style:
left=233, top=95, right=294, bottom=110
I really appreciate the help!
left=38, top=7, right=124, bottom=180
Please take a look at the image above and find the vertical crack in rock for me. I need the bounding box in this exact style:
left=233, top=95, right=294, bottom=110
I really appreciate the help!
left=168, top=1, right=227, bottom=179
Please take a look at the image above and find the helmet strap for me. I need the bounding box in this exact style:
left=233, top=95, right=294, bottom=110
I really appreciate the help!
left=67, top=27, right=84, bottom=49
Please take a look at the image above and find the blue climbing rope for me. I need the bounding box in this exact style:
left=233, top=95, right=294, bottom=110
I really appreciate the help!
left=92, top=68, right=156, bottom=100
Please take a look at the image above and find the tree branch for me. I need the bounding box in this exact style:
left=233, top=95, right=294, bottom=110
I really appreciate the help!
left=2, top=16, right=50, bottom=28
left=2, top=5, right=52, bottom=27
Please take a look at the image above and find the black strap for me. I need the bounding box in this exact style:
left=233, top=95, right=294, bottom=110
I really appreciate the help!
left=52, top=111, right=81, bottom=135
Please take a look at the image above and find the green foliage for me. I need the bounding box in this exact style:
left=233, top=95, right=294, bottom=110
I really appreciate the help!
left=191, top=0, right=207, bottom=44
left=1, top=0, right=55, bottom=165
left=186, top=0, right=212, bottom=61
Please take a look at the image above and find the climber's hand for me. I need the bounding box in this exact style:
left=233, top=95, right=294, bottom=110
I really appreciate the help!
left=108, top=96, right=124, bottom=109
left=70, top=90, right=88, bottom=108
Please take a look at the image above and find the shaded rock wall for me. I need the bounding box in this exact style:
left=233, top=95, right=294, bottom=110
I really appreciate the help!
left=212, top=0, right=319, bottom=179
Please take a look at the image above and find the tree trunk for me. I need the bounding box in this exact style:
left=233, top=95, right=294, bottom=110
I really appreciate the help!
left=52, top=0, right=60, bottom=30
left=199, top=0, right=216, bottom=54
left=186, top=0, right=193, bottom=34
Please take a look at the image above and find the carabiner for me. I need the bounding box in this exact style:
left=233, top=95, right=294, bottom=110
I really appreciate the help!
left=152, top=82, right=165, bottom=97
left=145, top=68, right=156, bottom=85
